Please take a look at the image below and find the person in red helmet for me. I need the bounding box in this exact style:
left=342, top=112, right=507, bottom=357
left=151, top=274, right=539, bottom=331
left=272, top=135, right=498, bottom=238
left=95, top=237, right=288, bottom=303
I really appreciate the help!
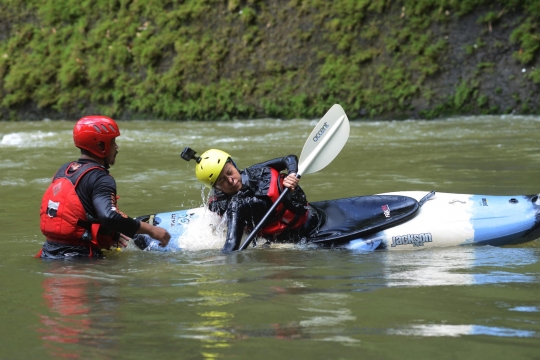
left=37, top=116, right=170, bottom=259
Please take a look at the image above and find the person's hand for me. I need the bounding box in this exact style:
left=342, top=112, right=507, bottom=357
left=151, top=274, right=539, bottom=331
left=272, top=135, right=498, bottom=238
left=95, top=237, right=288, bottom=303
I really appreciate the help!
left=118, top=233, right=131, bottom=248
left=148, top=226, right=171, bottom=247
left=137, top=221, right=171, bottom=247
left=283, top=173, right=299, bottom=191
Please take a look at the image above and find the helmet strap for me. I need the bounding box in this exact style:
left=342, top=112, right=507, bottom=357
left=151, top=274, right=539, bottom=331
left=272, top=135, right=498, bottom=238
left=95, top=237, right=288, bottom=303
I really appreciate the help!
left=229, top=158, right=239, bottom=170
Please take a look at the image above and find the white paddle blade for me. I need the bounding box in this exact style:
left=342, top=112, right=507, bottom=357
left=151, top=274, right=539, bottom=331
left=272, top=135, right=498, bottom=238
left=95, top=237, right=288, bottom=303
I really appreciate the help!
left=298, top=104, right=350, bottom=175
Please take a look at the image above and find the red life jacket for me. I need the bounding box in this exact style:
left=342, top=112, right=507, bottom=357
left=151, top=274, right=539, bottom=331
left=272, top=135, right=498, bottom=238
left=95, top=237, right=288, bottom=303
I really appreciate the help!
left=39, top=162, right=116, bottom=253
left=261, top=168, right=308, bottom=236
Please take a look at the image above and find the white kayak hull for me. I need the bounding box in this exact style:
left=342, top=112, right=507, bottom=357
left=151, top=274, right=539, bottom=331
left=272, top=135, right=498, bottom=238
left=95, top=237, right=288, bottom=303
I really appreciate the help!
left=348, top=192, right=540, bottom=251
left=135, top=191, right=540, bottom=252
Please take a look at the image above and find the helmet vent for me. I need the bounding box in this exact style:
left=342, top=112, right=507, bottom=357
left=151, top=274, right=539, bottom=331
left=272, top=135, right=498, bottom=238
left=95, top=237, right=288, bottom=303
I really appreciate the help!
left=108, top=125, right=116, bottom=132
left=93, top=125, right=102, bottom=133
left=101, top=124, right=109, bottom=132
left=218, top=159, right=221, bottom=164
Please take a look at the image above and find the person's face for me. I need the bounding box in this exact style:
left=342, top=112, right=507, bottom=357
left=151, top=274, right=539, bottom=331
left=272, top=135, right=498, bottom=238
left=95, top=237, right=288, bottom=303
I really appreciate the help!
left=214, top=161, right=242, bottom=194
left=106, top=138, right=119, bottom=166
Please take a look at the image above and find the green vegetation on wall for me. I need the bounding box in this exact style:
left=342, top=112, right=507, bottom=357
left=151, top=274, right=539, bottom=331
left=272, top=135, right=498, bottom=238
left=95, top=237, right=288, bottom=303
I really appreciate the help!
left=0, top=0, right=539, bottom=120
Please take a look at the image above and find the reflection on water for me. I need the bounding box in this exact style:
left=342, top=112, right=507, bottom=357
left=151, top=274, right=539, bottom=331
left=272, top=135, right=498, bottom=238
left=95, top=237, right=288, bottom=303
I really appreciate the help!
left=37, top=263, right=122, bottom=358
left=389, top=324, right=537, bottom=338
left=383, top=246, right=538, bottom=287
left=509, top=306, right=540, bottom=312
left=186, top=310, right=234, bottom=357
left=177, top=283, right=248, bottom=358
left=39, top=275, right=92, bottom=358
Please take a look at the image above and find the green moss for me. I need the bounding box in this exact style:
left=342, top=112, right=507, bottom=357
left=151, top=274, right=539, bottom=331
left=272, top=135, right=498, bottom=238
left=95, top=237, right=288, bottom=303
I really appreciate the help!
left=454, top=79, right=477, bottom=109
left=240, top=7, right=258, bottom=25
left=510, top=18, right=540, bottom=64
left=529, top=68, right=540, bottom=83
left=1, top=0, right=540, bottom=120
left=477, top=94, right=489, bottom=107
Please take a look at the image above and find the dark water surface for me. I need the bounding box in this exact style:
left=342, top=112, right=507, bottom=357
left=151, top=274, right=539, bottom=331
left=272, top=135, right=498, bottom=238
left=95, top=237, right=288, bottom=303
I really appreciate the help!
left=1, top=116, right=539, bottom=359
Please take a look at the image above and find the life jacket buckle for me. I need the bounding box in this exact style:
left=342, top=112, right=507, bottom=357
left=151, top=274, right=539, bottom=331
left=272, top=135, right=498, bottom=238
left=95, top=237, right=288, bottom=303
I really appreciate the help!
left=81, top=230, right=92, bottom=242
left=47, top=200, right=59, bottom=217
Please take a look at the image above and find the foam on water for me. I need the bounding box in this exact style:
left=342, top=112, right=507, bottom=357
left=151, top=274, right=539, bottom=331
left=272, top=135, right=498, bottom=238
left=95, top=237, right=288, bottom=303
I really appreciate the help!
left=0, top=131, right=68, bottom=148
left=125, top=205, right=255, bottom=253
left=0, top=179, right=27, bottom=186
left=124, top=203, right=229, bottom=252
left=0, top=159, right=19, bottom=169
left=176, top=210, right=227, bottom=251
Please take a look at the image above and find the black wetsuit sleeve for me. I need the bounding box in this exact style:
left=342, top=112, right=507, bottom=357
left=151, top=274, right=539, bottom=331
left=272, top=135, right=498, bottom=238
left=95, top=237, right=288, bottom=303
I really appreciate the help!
left=249, top=155, right=299, bottom=175
left=222, top=191, right=271, bottom=252
left=207, top=190, right=230, bottom=216
left=78, top=170, right=141, bottom=237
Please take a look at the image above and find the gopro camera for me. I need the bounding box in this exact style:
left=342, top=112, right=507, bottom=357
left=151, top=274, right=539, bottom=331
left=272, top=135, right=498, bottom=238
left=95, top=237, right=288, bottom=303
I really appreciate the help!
left=181, top=147, right=200, bottom=163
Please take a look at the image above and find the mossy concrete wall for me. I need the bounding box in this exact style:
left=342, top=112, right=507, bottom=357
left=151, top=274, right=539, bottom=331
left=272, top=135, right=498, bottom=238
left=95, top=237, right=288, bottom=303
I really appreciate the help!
left=1, top=0, right=539, bottom=121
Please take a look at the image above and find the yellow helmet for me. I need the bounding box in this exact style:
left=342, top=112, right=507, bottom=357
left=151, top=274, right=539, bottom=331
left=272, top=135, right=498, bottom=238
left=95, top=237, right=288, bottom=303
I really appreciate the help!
left=195, top=149, right=231, bottom=188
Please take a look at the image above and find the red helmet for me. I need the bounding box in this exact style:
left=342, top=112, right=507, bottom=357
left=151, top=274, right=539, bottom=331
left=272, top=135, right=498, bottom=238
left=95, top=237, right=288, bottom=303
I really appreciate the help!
left=73, top=116, right=120, bottom=158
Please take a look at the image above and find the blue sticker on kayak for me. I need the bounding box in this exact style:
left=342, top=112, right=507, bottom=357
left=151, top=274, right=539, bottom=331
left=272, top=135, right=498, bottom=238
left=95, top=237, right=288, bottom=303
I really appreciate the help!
left=156, top=210, right=199, bottom=235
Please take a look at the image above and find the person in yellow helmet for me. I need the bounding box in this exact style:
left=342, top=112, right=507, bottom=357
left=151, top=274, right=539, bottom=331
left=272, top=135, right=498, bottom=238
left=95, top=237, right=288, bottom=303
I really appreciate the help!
left=181, top=147, right=320, bottom=252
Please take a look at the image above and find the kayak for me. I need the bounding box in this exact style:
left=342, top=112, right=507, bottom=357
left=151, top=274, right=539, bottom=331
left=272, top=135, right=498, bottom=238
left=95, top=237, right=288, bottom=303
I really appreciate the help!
left=133, top=191, right=540, bottom=252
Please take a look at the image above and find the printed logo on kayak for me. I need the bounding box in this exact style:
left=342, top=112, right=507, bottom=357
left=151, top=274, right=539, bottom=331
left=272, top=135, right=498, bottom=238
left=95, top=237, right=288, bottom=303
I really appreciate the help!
left=313, top=122, right=329, bottom=142
left=170, top=212, right=196, bottom=227
left=391, top=233, right=433, bottom=247
left=382, top=204, right=390, bottom=218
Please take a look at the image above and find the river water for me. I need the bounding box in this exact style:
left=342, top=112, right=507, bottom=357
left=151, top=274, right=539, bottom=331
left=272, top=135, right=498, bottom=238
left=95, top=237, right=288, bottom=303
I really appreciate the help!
left=1, top=115, right=539, bottom=359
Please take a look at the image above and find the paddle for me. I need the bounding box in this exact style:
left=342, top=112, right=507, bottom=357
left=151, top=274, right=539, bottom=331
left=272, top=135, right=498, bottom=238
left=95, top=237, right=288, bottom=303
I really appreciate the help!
left=238, top=104, right=350, bottom=250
